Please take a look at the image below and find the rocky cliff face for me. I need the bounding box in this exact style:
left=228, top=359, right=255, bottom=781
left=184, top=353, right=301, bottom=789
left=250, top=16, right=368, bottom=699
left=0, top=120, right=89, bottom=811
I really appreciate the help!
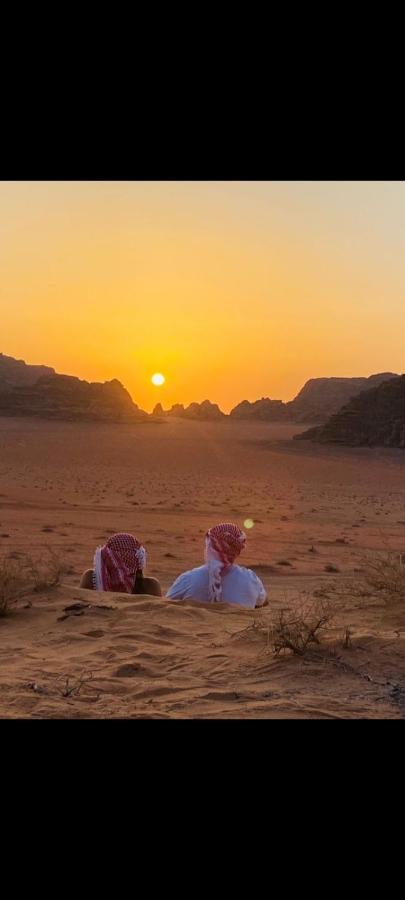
left=0, top=372, right=148, bottom=422
left=286, top=373, right=397, bottom=423
left=294, top=375, right=405, bottom=447
left=228, top=375, right=397, bottom=423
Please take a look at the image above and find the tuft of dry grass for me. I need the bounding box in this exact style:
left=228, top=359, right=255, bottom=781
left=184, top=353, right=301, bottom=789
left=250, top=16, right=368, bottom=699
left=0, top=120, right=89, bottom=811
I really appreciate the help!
left=0, top=556, right=25, bottom=616
left=342, top=626, right=352, bottom=649
left=0, top=548, right=65, bottom=616
left=26, top=549, right=64, bottom=593
left=271, top=598, right=334, bottom=656
left=355, top=551, right=405, bottom=603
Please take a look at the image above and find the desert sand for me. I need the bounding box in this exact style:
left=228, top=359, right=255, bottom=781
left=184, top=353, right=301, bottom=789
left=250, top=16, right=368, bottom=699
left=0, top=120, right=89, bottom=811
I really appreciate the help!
left=1, top=416, right=405, bottom=718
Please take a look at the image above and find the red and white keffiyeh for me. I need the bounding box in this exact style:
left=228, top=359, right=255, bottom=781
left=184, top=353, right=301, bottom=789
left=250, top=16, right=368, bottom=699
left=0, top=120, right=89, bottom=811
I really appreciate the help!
left=93, top=532, right=146, bottom=593
left=205, top=523, right=246, bottom=602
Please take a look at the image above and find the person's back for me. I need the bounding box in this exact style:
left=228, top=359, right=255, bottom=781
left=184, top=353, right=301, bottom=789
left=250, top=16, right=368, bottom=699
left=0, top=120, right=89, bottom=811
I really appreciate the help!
left=166, top=522, right=267, bottom=608
left=167, top=562, right=266, bottom=608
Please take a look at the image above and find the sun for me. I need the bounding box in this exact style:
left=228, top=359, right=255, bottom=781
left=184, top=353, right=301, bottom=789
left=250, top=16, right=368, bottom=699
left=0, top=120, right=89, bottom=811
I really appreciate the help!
left=151, top=372, right=165, bottom=387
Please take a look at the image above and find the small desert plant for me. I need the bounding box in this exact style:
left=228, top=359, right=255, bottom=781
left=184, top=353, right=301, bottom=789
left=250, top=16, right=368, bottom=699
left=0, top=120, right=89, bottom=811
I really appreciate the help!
left=271, top=598, right=334, bottom=656
left=0, top=549, right=65, bottom=615
left=26, top=548, right=64, bottom=592
left=0, top=556, right=25, bottom=616
left=342, top=626, right=352, bottom=649
left=358, top=551, right=405, bottom=602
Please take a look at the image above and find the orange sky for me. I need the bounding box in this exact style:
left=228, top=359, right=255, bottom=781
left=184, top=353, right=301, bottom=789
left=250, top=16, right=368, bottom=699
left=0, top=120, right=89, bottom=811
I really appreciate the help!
left=1, top=181, right=404, bottom=412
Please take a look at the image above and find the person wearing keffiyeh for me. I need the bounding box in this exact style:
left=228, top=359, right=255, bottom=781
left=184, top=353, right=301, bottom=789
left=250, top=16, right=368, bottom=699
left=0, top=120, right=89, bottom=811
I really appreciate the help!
left=80, top=532, right=162, bottom=596
left=166, top=522, right=267, bottom=608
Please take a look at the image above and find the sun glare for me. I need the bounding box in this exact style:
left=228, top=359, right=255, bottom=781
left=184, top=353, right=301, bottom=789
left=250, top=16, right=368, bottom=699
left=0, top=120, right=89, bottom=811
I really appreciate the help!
left=151, top=373, right=165, bottom=386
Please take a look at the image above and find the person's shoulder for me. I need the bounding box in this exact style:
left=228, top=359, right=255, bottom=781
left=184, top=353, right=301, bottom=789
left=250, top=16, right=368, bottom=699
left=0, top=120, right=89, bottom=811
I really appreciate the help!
left=236, top=565, right=261, bottom=581
left=189, top=564, right=208, bottom=577
left=141, top=576, right=162, bottom=597
left=172, top=566, right=205, bottom=584
left=80, top=569, right=94, bottom=589
left=166, top=567, right=194, bottom=600
left=243, top=567, right=267, bottom=601
left=239, top=566, right=266, bottom=591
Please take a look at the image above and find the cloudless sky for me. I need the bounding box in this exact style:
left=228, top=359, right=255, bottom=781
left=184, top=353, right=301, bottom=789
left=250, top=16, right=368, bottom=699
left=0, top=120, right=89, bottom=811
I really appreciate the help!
left=0, top=181, right=404, bottom=411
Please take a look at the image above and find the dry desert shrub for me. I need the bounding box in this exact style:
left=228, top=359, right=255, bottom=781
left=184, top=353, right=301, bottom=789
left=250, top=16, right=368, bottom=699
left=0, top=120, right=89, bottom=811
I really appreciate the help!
left=357, top=551, right=405, bottom=603
left=0, top=548, right=64, bottom=616
left=0, top=556, right=25, bottom=616
left=271, top=597, right=334, bottom=656
left=26, top=548, right=64, bottom=592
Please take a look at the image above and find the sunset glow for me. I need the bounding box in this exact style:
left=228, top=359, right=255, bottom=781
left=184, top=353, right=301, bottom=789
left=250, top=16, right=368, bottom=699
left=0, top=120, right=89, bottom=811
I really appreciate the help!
left=1, top=181, right=404, bottom=412
left=151, top=373, right=165, bottom=386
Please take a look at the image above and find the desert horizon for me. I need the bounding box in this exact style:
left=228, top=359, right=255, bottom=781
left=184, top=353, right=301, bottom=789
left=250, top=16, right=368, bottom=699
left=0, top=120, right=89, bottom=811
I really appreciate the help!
left=1, top=349, right=400, bottom=414
left=0, top=350, right=400, bottom=427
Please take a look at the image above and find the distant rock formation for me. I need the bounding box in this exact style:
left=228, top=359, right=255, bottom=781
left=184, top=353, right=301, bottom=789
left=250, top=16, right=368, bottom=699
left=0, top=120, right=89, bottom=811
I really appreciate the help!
left=152, top=400, right=226, bottom=420
left=0, top=370, right=148, bottom=423
left=169, top=403, right=187, bottom=417
left=295, top=375, right=405, bottom=447
left=152, top=403, right=184, bottom=418
left=0, top=352, right=55, bottom=390
left=286, top=373, right=397, bottom=423
left=228, top=375, right=397, bottom=424
left=185, top=400, right=225, bottom=420
left=230, top=398, right=287, bottom=421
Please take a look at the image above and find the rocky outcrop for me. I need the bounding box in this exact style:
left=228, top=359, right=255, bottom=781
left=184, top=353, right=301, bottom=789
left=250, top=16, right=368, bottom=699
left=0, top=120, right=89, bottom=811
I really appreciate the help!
left=0, top=353, right=55, bottom=390
left=152, top=400, right=225, bottom=420
left=286, top=373, right=397, bottom=423
left=230, top=398, right=287, bottom=421
left=185, top=400, right=225, bottom=420
left=228, top=375, right=397, bottom=423
left=295, top=375, right=405, bottom=447
left=0, top=372, right=148, bottom=423
left=152, top=403, right=184, bottom=418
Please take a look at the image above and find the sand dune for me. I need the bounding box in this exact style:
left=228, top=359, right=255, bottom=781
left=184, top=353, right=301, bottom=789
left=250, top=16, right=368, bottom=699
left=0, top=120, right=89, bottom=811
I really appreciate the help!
left=1, top=417, right=405, bottom=718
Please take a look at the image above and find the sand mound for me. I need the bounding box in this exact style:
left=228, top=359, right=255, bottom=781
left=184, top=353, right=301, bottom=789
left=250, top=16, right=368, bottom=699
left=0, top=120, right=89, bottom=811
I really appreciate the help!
left=1, top=582, right=405, bottom=718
